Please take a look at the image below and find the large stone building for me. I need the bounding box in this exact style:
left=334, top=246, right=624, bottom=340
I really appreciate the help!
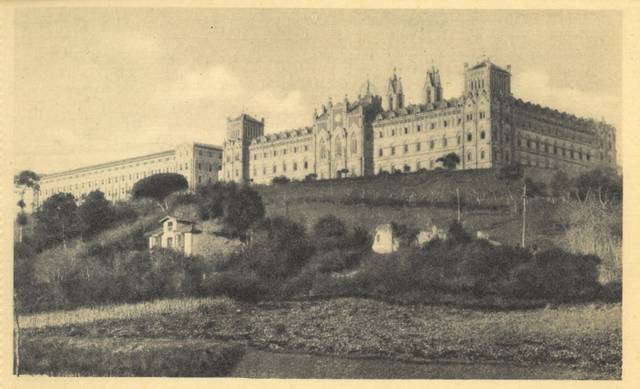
left=222, top=59, right=617, bottom=184
left=35, top=142, right=223, bottom=208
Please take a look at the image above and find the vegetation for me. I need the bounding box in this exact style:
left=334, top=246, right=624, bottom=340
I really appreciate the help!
left=18, top=296, right=621, bottom=378
left=131, top=173, right=189, bottom=211
left=272, top=175, right=291, bottom=185
left=436, top=152, right=461, bottom=170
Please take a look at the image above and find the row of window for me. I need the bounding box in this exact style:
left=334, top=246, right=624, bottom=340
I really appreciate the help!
left=246, top=160, right=311, bottom=177
left=251, top=144, right=311, bottom=160
left=43, top=167, right=175, bottom=196
left=45, top=157, right=174, bottom=183
left=517, top=138, right=592, bottom=161
left=319, top=138, right=358, bottom=159
left=378, top=148, right=490, bottom=174
left=378, top=112, right=487, bottom=139
left=377, top=131, right=487, bottom=157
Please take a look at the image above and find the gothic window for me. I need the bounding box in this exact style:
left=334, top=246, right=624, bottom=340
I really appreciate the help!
left=320, top=140, right=326, bottom=159
left=480, top=131, right=486, bottom=140
left=467, top=152, right=472, bottom=162
left=480, top=150, right=485, bottom=160
left=351, top=134, right=358, bottom=154
left=335, top=137, right=342, bottom=157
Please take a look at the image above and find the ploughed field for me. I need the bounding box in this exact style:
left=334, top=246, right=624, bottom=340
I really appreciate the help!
left=18, top=297, right=621, bottom=378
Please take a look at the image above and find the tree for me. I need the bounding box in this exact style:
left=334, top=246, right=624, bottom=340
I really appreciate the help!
left=131, top=173, right=188, bottom=211
left=574, top=168, right=622, bottom=204
left=78, top=190, right=116, bottom=239
left=223, top=186, right=265, bottom=238
left=15, top=212, right=28, bottom=243
left=498, top=162, right=524, bottom=182
left=314, top=214, right=347, bottom=238
left=33, top=193, right=80, bottom=249
left=14, top=170, right=40, bottom=243
left=436, top=152, right=461, bottom=170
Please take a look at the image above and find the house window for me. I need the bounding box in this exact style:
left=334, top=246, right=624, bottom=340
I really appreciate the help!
left=379, top=131, right=383, bottom=138
left=167, top=221, right=174, bottom=231
left=444, top=120, right=448, bottom=128
left=480, top=131, right=486, bottom=140
left=304, top=161, right=309, bottom=169
left=467, top=152, right=472, bottom=162
left=417, top=125, right=421, bottom=132
left=480, top=150, right=485, bottom=160
left=430, top=140, right=435, bottom=149
left=293, top=162, right=298, bottom=171
left=379, top=149, right=383, bottom=157
left=391, top=146, right=396, bottom=156
left=467, top=133, right=472, bottom=142
left=404, top=127, right=409, bottom=134
left=416, top=143, right=421, bottom=152
left=167, top=237, right=173, bottom=248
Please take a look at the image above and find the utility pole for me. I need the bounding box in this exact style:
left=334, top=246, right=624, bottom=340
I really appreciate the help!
left=456, top=187, right=461, bottom=223
left=521, top=182, right=527, bottom=248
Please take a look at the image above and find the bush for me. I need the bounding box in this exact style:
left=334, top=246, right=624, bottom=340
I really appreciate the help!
left=313, top=214, right=347, bottom=238
left=272, top=175, right=291, bottom=185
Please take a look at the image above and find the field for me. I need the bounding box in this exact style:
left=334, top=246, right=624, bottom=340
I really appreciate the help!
left=256, top=168, right=562, bottom=248
left=18, top=297, right=621, bottom=378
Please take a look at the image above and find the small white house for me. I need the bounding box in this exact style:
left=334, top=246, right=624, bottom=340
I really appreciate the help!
left=148, top=216, right=203, bottom=256
left=372, top=224, right=400, bottom=254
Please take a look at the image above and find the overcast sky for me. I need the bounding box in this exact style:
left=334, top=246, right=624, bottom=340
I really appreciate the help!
left=13, top=8, right=622, bottom=174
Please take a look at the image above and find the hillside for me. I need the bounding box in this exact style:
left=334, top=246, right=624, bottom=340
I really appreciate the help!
left=256, top=168, right=561, bottom=248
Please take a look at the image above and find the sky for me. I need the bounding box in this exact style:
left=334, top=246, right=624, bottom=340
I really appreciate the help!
left=12, top=8, right=622, bottom=174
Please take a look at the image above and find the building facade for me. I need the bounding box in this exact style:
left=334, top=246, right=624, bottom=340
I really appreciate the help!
left=36, top=142, right=223, bottom=208
left=222, top=59, right=616, bottom=185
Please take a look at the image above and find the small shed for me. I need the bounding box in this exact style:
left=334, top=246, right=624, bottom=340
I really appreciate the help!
left=148, top=216, right=203, bottom=256
left=372, top=224, right=400, bottom=254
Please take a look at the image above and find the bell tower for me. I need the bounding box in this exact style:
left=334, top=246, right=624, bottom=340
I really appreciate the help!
left=424, top=66, right=443, bottom=104
left=386, top=68, right=404, bottom=111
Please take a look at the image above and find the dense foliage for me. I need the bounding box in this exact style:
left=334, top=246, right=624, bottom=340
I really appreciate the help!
left=131, top=173, right=189, bottom=210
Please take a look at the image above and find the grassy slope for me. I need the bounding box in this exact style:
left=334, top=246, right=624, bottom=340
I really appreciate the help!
left=257, top=168, right=561, bottom=248
left=20, top=297, right=621, bottom=378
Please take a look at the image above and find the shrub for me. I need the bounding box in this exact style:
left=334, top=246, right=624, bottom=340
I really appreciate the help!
left=313, top=214, right=347, bottom=238
left=272, top=175, right=291, bottom=185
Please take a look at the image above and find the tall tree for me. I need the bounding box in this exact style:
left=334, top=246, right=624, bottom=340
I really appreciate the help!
left=14, top=170, right=40, bottom=242
left=78, top=190, right=116, bottom=239
left=33, top=193, right=80, bottom=249
left=131, top=173, right=189, bottom=211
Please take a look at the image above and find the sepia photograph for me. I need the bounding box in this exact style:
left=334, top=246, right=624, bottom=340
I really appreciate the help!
left=5, top=3, right=630, bottom=382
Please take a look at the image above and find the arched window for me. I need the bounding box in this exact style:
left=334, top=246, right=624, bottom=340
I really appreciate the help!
left=351, top=134, right=358, bottom=154
left=480, top=150, right=485, bottom=160
left=335, top=137, right=342, bottom=157
left=320, top=140, right=326, bottom=159
left=480, top=131, right=486, bottom=140
left=467, top=152, right=472, bottom=162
